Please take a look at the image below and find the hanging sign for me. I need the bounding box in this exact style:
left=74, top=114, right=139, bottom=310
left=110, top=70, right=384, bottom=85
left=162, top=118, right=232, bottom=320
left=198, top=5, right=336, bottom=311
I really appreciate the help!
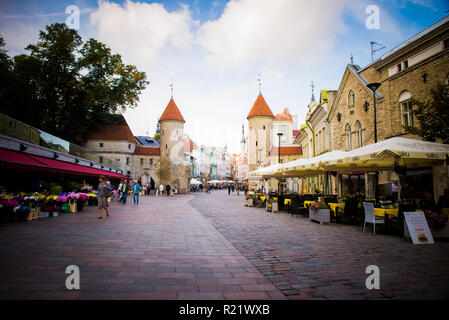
left=404, top=211, right=434, bottom=245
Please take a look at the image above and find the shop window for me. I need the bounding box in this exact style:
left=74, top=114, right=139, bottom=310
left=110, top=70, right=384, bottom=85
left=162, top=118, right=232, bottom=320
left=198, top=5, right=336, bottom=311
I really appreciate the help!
left=348, top=90, right=355, bottom=108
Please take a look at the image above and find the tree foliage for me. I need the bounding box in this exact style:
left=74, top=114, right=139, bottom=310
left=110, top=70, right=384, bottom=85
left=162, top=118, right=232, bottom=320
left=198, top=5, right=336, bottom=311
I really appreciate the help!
left=0, top=24, right=149, bottom=145
left=404, top=83, right=449, bottom=144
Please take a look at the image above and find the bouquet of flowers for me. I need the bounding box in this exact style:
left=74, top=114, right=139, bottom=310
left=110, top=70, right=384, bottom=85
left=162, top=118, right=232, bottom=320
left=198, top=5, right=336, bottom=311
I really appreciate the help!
left=310, top=200, right=328, bottom=211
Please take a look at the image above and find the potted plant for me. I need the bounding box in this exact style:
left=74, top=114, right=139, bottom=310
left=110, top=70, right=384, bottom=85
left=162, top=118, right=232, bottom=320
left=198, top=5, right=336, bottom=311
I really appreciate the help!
left=309, top=198, right=330, bottom=224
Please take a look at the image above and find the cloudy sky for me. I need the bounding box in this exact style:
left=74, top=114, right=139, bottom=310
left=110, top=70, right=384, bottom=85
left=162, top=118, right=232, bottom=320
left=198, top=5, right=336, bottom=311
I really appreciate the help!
left=1, top=0, right=448, bottom=153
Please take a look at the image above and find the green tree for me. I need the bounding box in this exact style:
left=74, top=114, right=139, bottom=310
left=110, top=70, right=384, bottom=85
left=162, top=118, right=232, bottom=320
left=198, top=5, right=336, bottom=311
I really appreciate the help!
left=0, top=23, right=149, bottom=145
left=405, top=83, right=449, bottom=143
left=153, top=133, right=160, bottom=141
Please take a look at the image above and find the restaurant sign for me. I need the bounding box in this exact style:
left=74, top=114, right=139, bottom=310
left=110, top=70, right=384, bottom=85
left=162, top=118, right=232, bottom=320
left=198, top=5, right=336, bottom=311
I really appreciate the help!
left=404, top=211, right=434, bottom=245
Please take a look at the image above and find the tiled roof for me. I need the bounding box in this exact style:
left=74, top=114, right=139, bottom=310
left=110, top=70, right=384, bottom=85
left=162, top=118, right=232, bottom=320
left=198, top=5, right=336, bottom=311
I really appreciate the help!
left=88, top=114, right=135, bottom=143
left=184, top=138, right=195, bottom=153
left=274, top=108, right=292, bottom=121
left=270, top=145, right=302, bottom=156
left=159, top=99, right=185, bottom=122
left=135, top=136, right=160, bottom=146
left=247, top=94, right=275, bottom=119
left=134, top=147, right=160, bottom=156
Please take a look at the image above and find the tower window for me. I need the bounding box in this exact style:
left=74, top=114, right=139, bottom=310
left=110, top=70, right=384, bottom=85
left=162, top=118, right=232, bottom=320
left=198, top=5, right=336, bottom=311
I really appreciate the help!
left=126, top=157, right=130, bottom=165
left=128, top=144, right=131, bottom=149
left=99, top=143, right=103, bottom=148
left=99, top=156, right=103, bottom=164
left=256, top=141, right=258, bottom=146
left=150, top=159, right=153, bottom=165
left=140, top=158, right=144, bottom=165
left=263, top=126, right=265, bottom=130
left=166, top=144, right=168, bottom=149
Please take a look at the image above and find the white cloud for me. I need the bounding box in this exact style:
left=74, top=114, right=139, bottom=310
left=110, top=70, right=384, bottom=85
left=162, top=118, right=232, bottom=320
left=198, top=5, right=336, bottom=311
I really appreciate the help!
left=90, top=0, right=195, bottom=65
left=197, top=0, right=349, bottom=69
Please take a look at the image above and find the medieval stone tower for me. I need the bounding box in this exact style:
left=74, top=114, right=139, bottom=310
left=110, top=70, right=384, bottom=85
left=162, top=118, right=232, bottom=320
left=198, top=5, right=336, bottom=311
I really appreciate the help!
left=247, top=93, right=274, bottom=173
left=158, top=98, right=189, bottom=193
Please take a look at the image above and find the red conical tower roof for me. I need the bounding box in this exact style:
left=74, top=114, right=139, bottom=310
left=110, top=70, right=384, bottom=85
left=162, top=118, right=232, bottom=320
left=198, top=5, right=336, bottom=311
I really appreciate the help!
left=247, top=94, right=275, bottom=119
left=159, top=98, right=185, bottom=122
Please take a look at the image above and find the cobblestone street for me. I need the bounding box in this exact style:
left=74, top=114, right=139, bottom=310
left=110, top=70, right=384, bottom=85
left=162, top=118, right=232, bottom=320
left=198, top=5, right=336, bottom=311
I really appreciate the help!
left=0, top=191, right=448, bottom=300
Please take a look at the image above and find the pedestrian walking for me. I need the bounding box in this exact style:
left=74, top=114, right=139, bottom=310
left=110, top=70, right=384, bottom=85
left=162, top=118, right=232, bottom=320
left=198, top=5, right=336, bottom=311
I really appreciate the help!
left=166, top=184, right=171, bottom=197
left=122, top=180, right=128, bottom=204
left=133, top=180, right=141, bottom=205
left=171, top=185, right=175, bottom=196
left=159, top=184, right=164, bottom=196
left=97, top=175, right=110, bottom=219
left=227, top=185, right=231, bottom=195
left=118, top=180, right=123, bottom=201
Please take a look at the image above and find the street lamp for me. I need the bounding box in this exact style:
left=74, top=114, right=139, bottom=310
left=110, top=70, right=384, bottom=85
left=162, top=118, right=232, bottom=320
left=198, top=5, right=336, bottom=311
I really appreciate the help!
left=367, top=82, right=381, bottom=205
left=277, top=132, right=283, bottom=195
left=367, top=82, right=381, bottom=143
left=277, top=133, right=283, bottom=164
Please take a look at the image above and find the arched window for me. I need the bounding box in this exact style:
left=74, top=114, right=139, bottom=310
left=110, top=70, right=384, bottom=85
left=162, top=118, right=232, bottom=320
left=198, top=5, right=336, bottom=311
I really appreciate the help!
left=355, top=121, right=363, bottom=149
left=345, top=124, right=352, bottom=151
left=348, top=90, right=355, bottom=108
left=399, top=90, right=414, bottom=128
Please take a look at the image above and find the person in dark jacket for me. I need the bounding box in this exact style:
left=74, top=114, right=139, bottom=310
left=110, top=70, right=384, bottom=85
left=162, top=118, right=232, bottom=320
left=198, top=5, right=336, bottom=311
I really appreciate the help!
left=166, top=184, right=171, bottom=197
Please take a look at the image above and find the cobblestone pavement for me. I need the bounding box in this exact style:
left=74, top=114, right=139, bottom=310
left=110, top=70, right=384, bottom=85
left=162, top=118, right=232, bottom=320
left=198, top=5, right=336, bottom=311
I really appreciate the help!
left=190, top=190, right=449, bottom=300
left=0, top=194, right=283, bottom=300
left=1, top=192, right=448, bottom=300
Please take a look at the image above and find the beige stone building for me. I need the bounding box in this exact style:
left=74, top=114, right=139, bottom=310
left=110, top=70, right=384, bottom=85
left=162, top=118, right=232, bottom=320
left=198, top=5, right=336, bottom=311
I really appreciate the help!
left=327, top=16, right=449, bottom=200
left=86, top=97, right=191, bottom=193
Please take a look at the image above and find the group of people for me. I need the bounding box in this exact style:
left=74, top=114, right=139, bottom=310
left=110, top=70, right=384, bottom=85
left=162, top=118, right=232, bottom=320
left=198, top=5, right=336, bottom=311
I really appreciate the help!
left=157, top=184, right=177, bottom=196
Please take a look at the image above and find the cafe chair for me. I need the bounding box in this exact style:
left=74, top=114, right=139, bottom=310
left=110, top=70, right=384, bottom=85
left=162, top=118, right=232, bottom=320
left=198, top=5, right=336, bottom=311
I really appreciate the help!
left=363, top=202, right=384, bottom=235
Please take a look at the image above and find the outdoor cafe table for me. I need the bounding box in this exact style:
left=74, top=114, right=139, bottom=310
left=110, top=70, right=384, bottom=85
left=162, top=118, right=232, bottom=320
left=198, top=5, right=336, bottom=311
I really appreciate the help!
left=304, top=200, right=315, bottom=208
left=328, top=203, right=344, bottom=215
left=374, top=208, right=399, bottom=218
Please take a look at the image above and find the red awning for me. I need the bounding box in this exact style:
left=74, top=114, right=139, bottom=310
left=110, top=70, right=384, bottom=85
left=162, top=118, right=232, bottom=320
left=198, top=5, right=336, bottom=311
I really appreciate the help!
left=0, top=148, right=128, bottom=180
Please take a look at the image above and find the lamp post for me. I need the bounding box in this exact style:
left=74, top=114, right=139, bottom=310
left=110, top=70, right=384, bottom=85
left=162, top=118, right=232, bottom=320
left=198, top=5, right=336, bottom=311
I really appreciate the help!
left=277, top=132, right=283, bottom=194
left=277, top=133, right=283, bottom=164
left=367, top=82, right=381, bottom=143
left=367, top=82, right=382, bottom=205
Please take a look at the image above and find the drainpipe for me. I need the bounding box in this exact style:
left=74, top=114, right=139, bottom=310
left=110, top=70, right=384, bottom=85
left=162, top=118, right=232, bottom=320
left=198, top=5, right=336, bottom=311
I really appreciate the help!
left=305, top=120, right=315, bottom=157
left=324, top=119, right=331, bottom=152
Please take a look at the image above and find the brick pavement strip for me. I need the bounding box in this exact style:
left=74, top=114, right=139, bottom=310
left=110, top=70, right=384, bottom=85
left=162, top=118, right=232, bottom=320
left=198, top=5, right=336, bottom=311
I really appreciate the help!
left=1, top=191, right=449, bottom=300
left=0, top=193, right=283, bottom=300
left=189, top=190, right=449, bottom=300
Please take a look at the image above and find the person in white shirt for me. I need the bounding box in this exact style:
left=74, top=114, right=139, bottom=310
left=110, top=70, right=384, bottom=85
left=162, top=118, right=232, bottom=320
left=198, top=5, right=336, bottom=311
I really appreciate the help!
left=159, top=184, right=164, bottom=196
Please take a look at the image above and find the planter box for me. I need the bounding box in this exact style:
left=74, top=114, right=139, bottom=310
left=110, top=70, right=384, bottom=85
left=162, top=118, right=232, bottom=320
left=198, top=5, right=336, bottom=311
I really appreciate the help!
left=309, top=208, right=330, bottom=224
left=246, top=199, right=253, bottom=207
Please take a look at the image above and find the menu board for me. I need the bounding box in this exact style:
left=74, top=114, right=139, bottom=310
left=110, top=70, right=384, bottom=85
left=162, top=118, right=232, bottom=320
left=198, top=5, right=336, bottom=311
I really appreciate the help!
left=404, top=211, right=434, bottom=245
